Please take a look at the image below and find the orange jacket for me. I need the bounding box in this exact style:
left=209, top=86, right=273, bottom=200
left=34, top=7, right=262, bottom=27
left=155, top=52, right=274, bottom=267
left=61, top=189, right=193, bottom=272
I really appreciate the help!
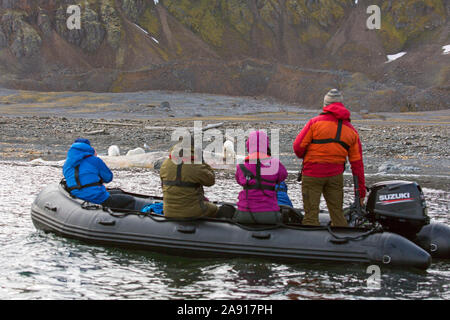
left=293, top=103, right=366, bottom=197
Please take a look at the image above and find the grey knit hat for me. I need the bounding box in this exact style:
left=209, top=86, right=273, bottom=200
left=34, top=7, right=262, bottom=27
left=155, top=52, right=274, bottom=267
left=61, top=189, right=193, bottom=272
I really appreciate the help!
left=324, top=89, right=344, bottom=106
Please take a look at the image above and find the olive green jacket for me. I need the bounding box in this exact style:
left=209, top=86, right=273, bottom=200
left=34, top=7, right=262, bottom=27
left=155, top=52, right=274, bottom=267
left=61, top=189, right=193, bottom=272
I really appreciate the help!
left=160, top=158, right=216, bottom=218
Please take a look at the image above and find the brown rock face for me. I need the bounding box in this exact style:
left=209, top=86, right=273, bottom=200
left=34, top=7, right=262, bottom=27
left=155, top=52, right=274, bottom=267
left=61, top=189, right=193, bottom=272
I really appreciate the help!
left=1, top=10, right=41, bottom=58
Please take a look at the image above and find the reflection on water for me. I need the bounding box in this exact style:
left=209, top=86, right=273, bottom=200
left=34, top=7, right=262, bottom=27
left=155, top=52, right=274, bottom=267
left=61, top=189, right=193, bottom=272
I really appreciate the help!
left=0, top=162, right=449, bottom=299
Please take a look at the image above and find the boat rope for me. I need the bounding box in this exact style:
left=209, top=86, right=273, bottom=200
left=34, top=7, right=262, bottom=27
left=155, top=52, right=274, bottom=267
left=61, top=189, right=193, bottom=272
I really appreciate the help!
left=81, top=202, right=103, bottom=210
left=326, top=225, right=383, bottom=242
left=91, top=186, right=382, bottom=241
left=101, top=205, right=381, bottom=241
left=103, top=206, right=210, bottom=223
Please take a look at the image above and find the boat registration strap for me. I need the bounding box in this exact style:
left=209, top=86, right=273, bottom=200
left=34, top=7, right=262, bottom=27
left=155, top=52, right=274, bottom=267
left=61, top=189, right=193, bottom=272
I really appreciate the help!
left=162, top=163, right=201, bottom=188
left=67, top=165, right=103, bottom=192
left=239, top=163, right=276, bottom=191
left=311, top=119, right=350, bottom=151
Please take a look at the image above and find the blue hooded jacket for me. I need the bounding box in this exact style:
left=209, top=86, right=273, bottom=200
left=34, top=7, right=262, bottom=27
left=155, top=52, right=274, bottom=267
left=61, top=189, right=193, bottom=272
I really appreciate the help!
left=276, top=182, right=293, bottom=207
left=63, top=142, right=113, bottom=204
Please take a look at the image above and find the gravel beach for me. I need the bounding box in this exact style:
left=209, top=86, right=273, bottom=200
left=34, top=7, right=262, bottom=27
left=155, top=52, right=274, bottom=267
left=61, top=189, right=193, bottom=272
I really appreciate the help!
left=0, top=90, right=449, bottom=184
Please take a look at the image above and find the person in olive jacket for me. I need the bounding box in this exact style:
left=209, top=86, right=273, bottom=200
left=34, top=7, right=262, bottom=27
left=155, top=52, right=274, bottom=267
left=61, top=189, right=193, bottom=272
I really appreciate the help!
left=160, top=141, right=218, bottom=218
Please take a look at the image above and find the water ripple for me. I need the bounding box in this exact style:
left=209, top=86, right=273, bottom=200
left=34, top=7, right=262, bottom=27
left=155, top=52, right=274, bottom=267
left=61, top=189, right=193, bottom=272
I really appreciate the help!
left=0, top=162, right=448, bottom=299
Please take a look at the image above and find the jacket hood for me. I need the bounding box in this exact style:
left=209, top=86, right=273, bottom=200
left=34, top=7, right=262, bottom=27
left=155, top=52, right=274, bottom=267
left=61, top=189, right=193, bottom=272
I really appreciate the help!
left=64, top=142, right=96, bottom=168
left=323, top=102, right=351, bottom=120
left=246, top=131, right=270, bottom=155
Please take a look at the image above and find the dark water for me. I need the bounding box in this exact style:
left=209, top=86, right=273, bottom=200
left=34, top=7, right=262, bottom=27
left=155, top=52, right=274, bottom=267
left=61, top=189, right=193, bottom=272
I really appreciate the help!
left=0, top=162, right=449, bottom=300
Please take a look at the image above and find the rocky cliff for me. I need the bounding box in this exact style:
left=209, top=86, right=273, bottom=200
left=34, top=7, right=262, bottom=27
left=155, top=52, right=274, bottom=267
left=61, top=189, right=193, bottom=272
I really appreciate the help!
left=0, top=0, right=448, bottom=111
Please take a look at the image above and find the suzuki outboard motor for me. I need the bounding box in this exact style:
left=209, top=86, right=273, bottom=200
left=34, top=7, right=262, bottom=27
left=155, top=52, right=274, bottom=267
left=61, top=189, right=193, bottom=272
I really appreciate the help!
left=366, top=181, right=430, bottom=238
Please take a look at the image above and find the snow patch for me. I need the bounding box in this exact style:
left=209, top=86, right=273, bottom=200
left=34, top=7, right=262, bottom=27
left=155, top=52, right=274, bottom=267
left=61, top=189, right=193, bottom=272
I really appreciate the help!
left=386, top=52, right=407, bottom=63
left=134, top=23, right=159, bottom=44
left=134, top=23, right=149, bottom=35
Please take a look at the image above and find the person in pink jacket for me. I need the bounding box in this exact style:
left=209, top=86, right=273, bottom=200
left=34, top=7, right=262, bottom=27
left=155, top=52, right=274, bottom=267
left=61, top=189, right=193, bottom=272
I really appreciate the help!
left=234, top=131, right=288, bottom=224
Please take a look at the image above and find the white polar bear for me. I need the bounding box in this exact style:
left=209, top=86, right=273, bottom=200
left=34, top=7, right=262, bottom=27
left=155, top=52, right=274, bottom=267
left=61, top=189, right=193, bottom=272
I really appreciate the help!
left=223, top=138, right=235, bottom=162
left=108, top=145, right=121, bottom=157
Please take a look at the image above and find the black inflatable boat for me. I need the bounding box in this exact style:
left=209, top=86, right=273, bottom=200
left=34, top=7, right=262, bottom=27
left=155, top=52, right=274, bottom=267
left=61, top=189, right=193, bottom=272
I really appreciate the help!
left=31, top=182, right=443, bottom=270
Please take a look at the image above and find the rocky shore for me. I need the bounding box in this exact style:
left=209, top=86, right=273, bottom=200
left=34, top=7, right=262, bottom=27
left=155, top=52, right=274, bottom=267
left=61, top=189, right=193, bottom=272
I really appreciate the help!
left=0, top=88, right=448, bottom=195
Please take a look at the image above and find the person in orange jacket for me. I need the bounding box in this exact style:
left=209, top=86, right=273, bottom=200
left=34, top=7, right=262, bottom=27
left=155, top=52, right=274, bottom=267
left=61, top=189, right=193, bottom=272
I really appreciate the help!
left=293, top=89, right=366, bottom=227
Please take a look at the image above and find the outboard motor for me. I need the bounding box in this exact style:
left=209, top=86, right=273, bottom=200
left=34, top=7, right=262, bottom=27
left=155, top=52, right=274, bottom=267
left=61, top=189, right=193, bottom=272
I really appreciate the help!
left=366, top=181, right=430, bottom=238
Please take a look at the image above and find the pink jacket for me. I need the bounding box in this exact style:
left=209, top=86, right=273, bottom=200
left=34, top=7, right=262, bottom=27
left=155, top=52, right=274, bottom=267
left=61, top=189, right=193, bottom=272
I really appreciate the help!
left=236, top=131, right=288, bottom=212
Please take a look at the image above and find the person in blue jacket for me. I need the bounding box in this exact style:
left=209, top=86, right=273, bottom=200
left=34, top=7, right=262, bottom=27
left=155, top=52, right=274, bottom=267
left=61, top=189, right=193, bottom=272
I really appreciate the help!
left=63, top=138, right=135, bottom=209
left=276, top=181, right=293, bottom=207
